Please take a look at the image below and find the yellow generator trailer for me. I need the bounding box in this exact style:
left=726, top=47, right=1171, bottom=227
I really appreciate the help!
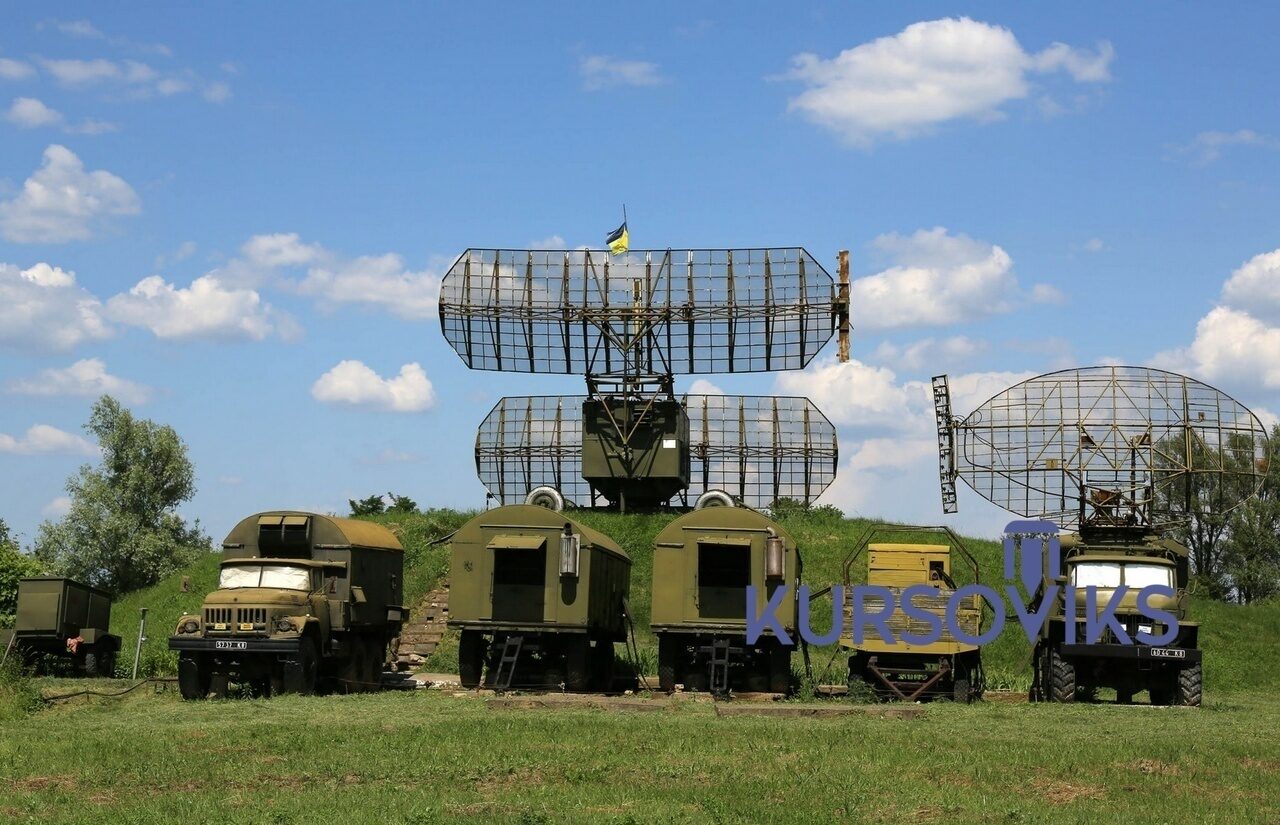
left=840, top=525, right=984, bottom=702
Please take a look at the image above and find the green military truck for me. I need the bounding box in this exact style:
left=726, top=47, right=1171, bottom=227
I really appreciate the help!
left=1023, top=527, right=1202, bottom=706
left=1, top=577, right=121, bottom=677
left=839, top=526, right=984, bottom=702
left=170, top=512, right=406, bottom=699
left=449, top=505, right=631, bottom=691
left=651, top=506, right=800, bottom=694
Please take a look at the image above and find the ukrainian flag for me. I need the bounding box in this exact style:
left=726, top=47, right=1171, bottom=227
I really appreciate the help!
left=606, top=221, right=629, bottom=255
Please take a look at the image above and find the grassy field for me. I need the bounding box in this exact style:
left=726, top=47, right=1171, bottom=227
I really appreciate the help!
left=1, top=682, right=1278, bottom=824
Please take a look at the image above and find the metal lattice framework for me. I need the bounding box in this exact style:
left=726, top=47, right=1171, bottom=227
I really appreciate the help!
left=475, top=394, right=838, bottom=509
left=440, top=248, right=844, bottom=381
left=934, top=366, right=1268, bottom=529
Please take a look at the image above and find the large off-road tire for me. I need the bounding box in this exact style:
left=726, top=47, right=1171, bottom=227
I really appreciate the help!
left=82, top=648, right=100, bottom=678
left=1177, top=663, right=1203, bottom=707
left=282, top=638, right=319, bottom=695
left=340, top=636, right=369, bottom=693
left=769, top=643, right=791, bottom=695
left=365, top=635, right=384, bottom=691
left=177, top=653, right=210, bottom=700
left=1048, top=646, right=1076, bottom=703
left=458, top=631, right=485, bottom=689
left=100, top=646, right=118, bottom=679
left=657, top=636, right=677, bottom=693
left=209, top=672, right=230, bottom=699
left=591, top=641, right=615, bottom=692
left=565, top=636, right=591, bottom=692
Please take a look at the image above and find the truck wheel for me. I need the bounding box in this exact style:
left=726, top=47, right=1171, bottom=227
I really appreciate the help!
left=1048, top=646, right=1076, bottom=703
left=83, top=648, right=100, bottom=678
left=458, top=631, right=485, bottom=689
left=209, top=672, right=230, bottom=700
left=340, top=637, right=368, bottom=693
left=769, top=642, right=791, bottom=695
left=178, top=653, right=210, bottom=700
left=591, top=641, right=615, bottom=691
left=1177, top=663, right=1203, bottom=707
left=100, top=646, right=118, bottom=679
left=657, top=636, right=677, bottom=692
left=282, top=639, right=319, bottom=695
left=565, top=637, right=591, bottom=692
left=365, top=636, right=385, bottom=691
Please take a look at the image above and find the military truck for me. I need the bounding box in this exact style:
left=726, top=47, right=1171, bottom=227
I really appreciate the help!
left=1024, top=527, right=1202, bottom=706
left=651, top=506, right=799, bottom=694
left=840, top=526, right=983, bottom=702
left=1, top=577, right=121, bottom=677
left=169, top=512, right=406, bottom=699
left=449, top=505, right=631, bottom=691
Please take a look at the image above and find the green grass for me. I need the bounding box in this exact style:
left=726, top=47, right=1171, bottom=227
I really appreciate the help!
left=1, top=685, right=1277, bottom=823
left=103, top=508, right=1280, bottom=697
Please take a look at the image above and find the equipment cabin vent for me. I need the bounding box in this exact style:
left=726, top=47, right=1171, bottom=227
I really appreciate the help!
left=258, top=515, right=311, bottom=558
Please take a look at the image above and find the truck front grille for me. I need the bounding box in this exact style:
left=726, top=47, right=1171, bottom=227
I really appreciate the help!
left=204, top=608, right=232, bottom=625
left=237, top=608, right=267, bottom=625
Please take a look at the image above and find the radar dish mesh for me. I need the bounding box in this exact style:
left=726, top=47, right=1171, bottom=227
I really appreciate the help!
left=952, top=366, right=1268, bottom=529
left=440, top=248, right=838, bottom=375
left=475, top=394, right=837, bottom=508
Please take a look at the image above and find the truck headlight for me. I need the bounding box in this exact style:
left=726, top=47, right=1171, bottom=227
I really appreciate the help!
left=180, top=619, right=199, bottom=634
left=275, top=618, right=297, bottom=633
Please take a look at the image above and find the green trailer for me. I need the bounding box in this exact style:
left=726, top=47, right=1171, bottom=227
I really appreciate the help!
left=651, top=507, right=800, bottom=694
left=449, top=505, right=631, bottom=691
left=1, top=577, right=121, bottom=677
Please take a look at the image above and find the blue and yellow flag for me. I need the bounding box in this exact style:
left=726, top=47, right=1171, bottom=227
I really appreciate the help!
left=606, top=221, right=629, bottom=255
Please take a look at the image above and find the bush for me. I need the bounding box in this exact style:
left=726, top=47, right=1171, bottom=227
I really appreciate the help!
left=0, top=658, right=42, bottom=720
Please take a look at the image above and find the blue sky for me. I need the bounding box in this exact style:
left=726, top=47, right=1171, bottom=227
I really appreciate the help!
left=3, top=4, right=1280, bottom=542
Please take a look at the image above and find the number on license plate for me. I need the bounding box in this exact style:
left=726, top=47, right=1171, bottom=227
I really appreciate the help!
left=1149, top=648, right=1186, bottom=659
left=215, top=641, right=247, bottom=650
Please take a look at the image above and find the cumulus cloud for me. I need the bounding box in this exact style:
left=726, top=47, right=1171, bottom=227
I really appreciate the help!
left=580, top=55, right=664, bottom=91
left=871, top=336, right=987, bottom=371
left=0, top=424, right=97, bottom=456
left=9, top=358, right=151, bottom=404
left=241, top=232, right=323, bottom=268
left=781, top=17, right=1113, bottom=146
left=0, top=261, right=112, bottom=351
left=42, top=496, right=73, bottom=517
left=5, top=97, right=63, bottom=127
left=0, top=57, right=35, bottom=80
left=105, top=274, right=290, bottom=341
left=851, top=227, right=1059, bottom=330
left=311, top=361, right=436, bottom=413
left=1220, top=249, right=1280, bottom=323
left=686, top=379, right=725, bottom=396
left=0, top=144, right=140, bottom=243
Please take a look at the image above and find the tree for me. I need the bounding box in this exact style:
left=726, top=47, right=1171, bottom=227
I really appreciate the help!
left=33, top=396, right=210, bottom=594
left=0, top=519, right=40, bottom=627
left=386, top=493, right=418, bottom=514
left=1221, top=425, right=1280, bottom=603
left=349, top=495, right=386, bottom=517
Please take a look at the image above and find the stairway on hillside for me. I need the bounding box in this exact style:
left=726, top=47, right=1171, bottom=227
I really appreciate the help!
left=394, top=579, right=450, bottom=670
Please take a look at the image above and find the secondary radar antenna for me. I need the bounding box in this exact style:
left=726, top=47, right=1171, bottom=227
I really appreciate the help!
left=931, top=366, right=1268, bottom=531
left=441, top=246, right=851, bottom=511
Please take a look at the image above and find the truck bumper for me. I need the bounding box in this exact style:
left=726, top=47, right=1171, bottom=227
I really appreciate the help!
left=1060, top=643, right=1202, bottom=664
left=168, top=637, right=302, bottom=654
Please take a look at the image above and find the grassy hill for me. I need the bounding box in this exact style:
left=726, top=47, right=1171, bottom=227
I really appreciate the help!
left=107, top=508, right=1280, bottom=696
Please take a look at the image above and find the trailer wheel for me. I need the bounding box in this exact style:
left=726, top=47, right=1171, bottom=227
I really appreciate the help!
left=1177, top=663, right=1203, bottom=707
left=657, top=636, right=677, bottom=692
left=83, top=648, right=100, bottom=678
left=565, top=636, right=591, bottom=692
left=458, top=631, right=485, bottom=689
left=178, top=653, right=210, bottom=700
left=100, top=646, right=118, bottom=679
left=1048, top=646, right=1076, bottom=703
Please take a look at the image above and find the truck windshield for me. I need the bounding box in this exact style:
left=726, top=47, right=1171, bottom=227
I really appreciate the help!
left=1071, top=562, right=1121, bottom=588
left=219, top=564, right=311, bottom=590
left=1123, top=564, right=1174, bottom=589
left=1071, top=562, right=1173, bottom=590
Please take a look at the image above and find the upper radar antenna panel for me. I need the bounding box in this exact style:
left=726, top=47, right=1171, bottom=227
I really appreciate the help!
left=932, top=366, right=1268, bottom=530
left=439, top=248, right=848, bottom=377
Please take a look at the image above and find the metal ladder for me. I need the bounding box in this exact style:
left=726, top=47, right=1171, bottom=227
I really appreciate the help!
left=493, top=635, right=524, bottom=691
left=708, top=638, right=733, bottom=694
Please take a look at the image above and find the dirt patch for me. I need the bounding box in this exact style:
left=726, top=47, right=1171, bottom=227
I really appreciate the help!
left=475, top=767, right=545, bottom=794
left=1241, top=758, right=1279, bottom=773
left=1131, top=758, right=1181, bottom=776
left=982, top=690, right=1028, bottom=704
left=10, top=776, right=76, bottom=793
left=1030, top=777, right=1106, bottom=805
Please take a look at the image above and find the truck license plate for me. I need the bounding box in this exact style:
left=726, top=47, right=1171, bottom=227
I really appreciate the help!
left=1149, top=648, right=1185, bottom=659
left=215, top=641, right=248, bottom=650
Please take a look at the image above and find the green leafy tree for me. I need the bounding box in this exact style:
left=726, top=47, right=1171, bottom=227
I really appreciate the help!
left=0, top=519, right=41, bottom=627
left=1221, top=425, right=1280, bottom=604
left=32, top=396, right=210, bottom=594
left=349, top=495, right=386, bottom=517
left=386, top=493, right=418, bottom=514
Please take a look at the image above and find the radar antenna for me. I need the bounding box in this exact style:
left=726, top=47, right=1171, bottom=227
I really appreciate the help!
left=933, top=366, right=1268, bottom=531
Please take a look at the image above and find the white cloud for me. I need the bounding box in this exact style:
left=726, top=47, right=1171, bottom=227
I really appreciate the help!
left=41, top=18, right=172, bottom=57
left=0, top=57, right=36, bottom=80
left=0, top=424, right=97, bottom=456
left=687, top=379, right=725, bottom=396
left=0, top=261, right=112, bottom=351
left=1154, top=307, right=1280, bottom=391
left=291, top=253, right=442, bottom=320
left=580, top=55, right=664, bottom=91
left=105, top=274, right=287, bottom=341
left=530, top=235, right=566, bottom=250
left=851, top=227, right=1058, bottom=330
left=0, top=144, right=140, bottom=243
left=241, top=232, right=323, bottom=268
left=1177, top=129, right=1280, bottom=165
left=1084, top=237, right=1106, bottom=253
left=871, top=335, right=987, bottom=371
left=51, top=19, right=104, bottom=39
left=42, top=496, right=72, bottom=517
left=37, top=57, right=222, bottom=100
left=1220, top=249, right=1280, bottom=323
left=203, top=81, right=232, bottom=103
left=5, top=97, right=63, bottom=128
left=311, top=361, right=436, bottom=413
left=781, top=17, right=1113, bottom=146
left=9, top=358, right=151, bottom=404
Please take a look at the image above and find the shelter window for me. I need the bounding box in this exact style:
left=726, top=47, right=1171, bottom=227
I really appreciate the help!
left=219, top=564, right=312, bottom=591
left=699, top=543, right=750, bottom=589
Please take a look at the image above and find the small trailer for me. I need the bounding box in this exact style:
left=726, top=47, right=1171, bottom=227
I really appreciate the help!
left=1, top=577, right=122, bottom=677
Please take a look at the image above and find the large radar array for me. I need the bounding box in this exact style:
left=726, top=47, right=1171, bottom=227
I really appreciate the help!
left=440, top=247, right=851, bottom=511
left=932, top=366, right=1269, bottom=531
